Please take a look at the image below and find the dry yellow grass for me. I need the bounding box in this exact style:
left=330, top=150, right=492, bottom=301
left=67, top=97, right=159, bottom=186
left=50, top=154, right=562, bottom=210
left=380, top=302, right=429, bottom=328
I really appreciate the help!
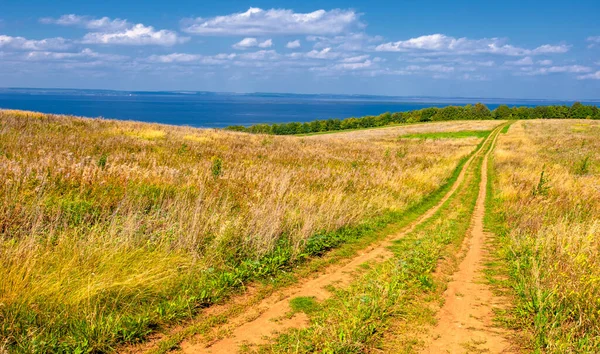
left=494, top=120, right=600, bottom=352
left=0, top=110, right=499, bottom=352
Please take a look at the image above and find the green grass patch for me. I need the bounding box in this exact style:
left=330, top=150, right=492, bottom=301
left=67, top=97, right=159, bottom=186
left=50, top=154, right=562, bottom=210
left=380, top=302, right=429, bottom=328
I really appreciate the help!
left=289, top=297, right=321, bottom=315
left=500, top=121, right=514, bottom=134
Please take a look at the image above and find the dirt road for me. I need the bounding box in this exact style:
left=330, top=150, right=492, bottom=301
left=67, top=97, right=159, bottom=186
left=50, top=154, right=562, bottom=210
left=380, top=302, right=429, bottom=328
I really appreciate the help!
left=421, top=129, right=513, bottom=353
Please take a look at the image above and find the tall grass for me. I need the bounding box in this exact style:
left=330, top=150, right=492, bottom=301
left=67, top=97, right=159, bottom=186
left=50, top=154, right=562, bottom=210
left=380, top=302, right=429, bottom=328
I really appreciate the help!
left=492, top=120, right=600, bottom=352
left=0, top=110, right=498, bottom=352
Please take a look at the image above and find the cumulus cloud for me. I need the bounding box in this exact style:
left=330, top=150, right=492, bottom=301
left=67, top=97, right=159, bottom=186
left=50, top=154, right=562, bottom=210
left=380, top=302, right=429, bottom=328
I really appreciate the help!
left=308, top=32, right=383, bottom=52
left=286, top=40, right=301, bottom=49
left=0, top=34, right=70, bottom=51
left=305, top=47, right=340, bottom=59
left=341, top=54, right=370, bottom=63
left=332, top=59, right=373, bottom=70
left=505, top=56, right=534, bottom=66
left=82, top=24, right=188, bottom=46
left=233, top=37, right=258, bottom=49
left=147, top=52, right=237, bottom=64
left=181, top=7, right=361, bottom=36
left=376, top=34, right=569, bottom=56
left=41, top=14, right=188, bottom=46
left=259, top=39, right=273, bottom=48
left=405, top=64, right=455, bottom=73
left=25, top=48, right=125, bottom=62
left=232, top=37, right=272, bottom=49
left=238, top=50, right=280, bottom=61
left=587, top=36, right=600, bottom=48
left=578, top=70, right=600, bottom=80
left=538, top=59, right=553, bottom=66
left=40, top=14, right=129, bottom=31
left=520, top=65, right=592, bottom=76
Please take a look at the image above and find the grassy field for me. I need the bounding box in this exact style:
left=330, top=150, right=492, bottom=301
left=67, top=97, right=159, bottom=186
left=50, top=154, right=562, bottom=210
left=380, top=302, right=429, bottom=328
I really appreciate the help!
left=2, top=110, right=597, bottom=353
left=490, top=120, right=600, bottom=352
left=0, top=110, right=501, bottom=352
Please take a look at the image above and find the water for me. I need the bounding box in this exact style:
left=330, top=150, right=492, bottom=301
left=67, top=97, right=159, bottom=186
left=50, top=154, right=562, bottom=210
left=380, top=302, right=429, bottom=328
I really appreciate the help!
left=0, top=88, right=594, bottom=128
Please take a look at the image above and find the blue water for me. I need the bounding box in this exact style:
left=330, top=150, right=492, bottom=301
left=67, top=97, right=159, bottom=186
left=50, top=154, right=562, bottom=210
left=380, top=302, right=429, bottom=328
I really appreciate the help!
left=0, top=88, right=595, bottom=128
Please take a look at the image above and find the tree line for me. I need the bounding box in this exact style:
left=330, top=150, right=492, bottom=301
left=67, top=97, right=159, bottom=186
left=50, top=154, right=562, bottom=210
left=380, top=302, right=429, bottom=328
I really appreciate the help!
left=225, top=102, right=600, bottom=135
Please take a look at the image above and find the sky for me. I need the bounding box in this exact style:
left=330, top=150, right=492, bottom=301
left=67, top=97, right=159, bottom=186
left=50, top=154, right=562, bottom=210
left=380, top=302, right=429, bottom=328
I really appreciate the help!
left=1, top=0, right=599, bottom=99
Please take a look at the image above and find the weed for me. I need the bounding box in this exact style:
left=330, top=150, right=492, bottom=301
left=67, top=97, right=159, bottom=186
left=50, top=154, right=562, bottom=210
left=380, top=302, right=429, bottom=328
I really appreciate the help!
left=532, top=168, right=550, bottom=196
left=177, top=143, right=189, bottom=155
left=211, top=156, right=223, bottom=178
left=574, top=155, right=590, bottom=175
left=98, top=153, right=108, bottom=169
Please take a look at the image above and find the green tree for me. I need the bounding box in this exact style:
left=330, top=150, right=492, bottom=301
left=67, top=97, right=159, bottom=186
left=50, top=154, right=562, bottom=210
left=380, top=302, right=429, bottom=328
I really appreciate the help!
left=472, top=103, right=492, bottom=119
left=493, top=105, right=512, bottom=119
left=570, top=102, right=594, bottom=118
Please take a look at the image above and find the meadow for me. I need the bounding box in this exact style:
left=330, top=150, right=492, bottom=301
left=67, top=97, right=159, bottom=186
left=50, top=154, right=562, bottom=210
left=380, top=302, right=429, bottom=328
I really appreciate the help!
left=2, top=109, right=598, bottom=354
left=491, top=120, right=600, bottom=352
left=0, top=110, right=499, bottom=352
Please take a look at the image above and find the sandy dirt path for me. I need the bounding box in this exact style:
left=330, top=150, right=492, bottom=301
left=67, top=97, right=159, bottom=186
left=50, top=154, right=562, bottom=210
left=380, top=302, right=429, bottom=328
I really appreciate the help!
left=178, top=130, right=500, bottom=354
left=421, top=130, right=513, bottom=354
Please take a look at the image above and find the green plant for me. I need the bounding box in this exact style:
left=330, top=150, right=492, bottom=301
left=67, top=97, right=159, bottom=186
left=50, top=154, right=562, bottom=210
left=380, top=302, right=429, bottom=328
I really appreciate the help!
left=574, top=155, right=590, bottom=175
left=289, top=297, right=320, bottom=315
left=177, top=143, right=189, bottom=155
left=211, top=156, right=223, bottom=178
left=98, top=153, right=108, bottom=169
left=532, top=169, right=550, bottom=196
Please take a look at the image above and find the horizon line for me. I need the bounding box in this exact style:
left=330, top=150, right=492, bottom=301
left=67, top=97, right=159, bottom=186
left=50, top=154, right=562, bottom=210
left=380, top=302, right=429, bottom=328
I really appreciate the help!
left=2, top=86, right=599, bottom=103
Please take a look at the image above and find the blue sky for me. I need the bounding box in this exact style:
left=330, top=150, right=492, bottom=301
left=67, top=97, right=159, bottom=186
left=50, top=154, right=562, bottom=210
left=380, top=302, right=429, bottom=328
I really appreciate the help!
left=1, top=0, right=599, bottom=99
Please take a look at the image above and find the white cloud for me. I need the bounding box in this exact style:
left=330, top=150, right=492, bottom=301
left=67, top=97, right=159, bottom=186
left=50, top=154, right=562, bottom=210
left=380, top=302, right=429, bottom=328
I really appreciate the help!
left=578, top=70, right=600, bottom=80
left=40, top=14, right=129, bottom=31
left=522, top=65, right=592, bottom=76
left=147, top=52, right=237, bottom=64
left=233, top=37, right=258, bottom=49
left=505, top=56, right=534, bottom=66
left=341, top=54, right=370, bottom=63
left=308, top=32, right=383, bottom=51
left=41, top=14, right=188, bottom=46
left=148, top=53, right=203, bottom=63
left=82, top=24, right=188, bottom=46
left=305, top=47, right=340, bottom=59
left=238, top=50, right=280, bottom=61
left=333, top=59, right=373, bottom=70
left=286, top=40, right=301, bottom=49
left=25, top=48, right=125, bottom=62
left=461, top=73, right=489, bottom=81
left=0, top=35, right=70, bottom=51
left=233, top=37, right=272, bottom=49
left=530, top=44, right=569, bottom=54
left=587, top=36, right=600, bottom=49
left=405, top=64, right=455, bottom=73
left=538, top=59, right=553, bottom=66
left=181, top=7, right=361, bottom=36
left=258, top=39, right=272, bottom=48
left=376, top=34, right=569, bottom=56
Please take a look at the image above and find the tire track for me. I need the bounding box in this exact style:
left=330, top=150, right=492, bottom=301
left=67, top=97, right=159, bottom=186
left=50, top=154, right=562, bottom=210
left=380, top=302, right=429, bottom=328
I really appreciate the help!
left=421, top=127, right=514, bottom=353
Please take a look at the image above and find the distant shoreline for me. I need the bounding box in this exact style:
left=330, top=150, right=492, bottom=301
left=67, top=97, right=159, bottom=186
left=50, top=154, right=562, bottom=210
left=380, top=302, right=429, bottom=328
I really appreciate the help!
left=1, top=87, right=598, bottom=103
